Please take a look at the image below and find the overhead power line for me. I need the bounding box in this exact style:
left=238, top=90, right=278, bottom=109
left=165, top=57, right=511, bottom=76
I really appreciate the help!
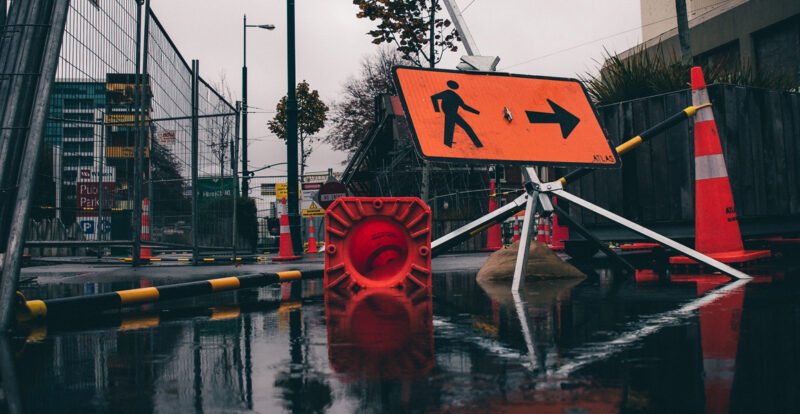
left=499, top=0, right=733, bottom=71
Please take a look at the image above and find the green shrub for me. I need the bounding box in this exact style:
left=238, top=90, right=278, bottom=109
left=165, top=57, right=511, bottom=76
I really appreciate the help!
left=198, top=196, right=258, bottom=249
left=582, top=45, right=797, bottom=105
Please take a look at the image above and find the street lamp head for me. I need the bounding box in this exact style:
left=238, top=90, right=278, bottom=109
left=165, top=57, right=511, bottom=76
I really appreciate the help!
left=257, top=24, right=276, bottom=30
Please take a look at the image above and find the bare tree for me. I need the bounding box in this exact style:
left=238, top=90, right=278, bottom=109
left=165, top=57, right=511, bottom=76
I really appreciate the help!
left=352, top=0, right=459, bottom=67
left=210, top=73, right=236, bottom=177
left=327, top=47, right=404, bottom=156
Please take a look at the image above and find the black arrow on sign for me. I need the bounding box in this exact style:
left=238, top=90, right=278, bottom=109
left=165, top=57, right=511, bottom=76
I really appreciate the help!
left=525, top=99, right=580, bottom=139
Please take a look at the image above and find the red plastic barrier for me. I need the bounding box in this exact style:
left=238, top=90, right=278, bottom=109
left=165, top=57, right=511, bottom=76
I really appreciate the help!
left=325, top=287, right=434, bottom=379
left=324, top=197, right=431, bottom=290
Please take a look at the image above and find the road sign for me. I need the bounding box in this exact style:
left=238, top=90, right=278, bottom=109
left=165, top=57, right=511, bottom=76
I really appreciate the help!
left=275, top=183, right=301, bottom=200
left=261, top=183, right=276, bottom=195
left=302, top=201, right=325, bottom=217
left=317, top=181, right=348, bottom=209
left=76, top=213, right=111, bottom=236
left=393, top=66, right=620, bottom=168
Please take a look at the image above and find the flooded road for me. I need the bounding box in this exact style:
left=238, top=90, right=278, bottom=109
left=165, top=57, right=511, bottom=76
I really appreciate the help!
left=5, top=258, right=800, bottom=413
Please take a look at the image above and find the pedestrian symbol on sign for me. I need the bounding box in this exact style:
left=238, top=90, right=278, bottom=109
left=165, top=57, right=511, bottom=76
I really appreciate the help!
left=430, top=80, right=482, bottom=148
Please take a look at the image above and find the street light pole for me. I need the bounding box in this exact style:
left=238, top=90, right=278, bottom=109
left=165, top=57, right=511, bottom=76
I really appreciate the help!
left=242, top=15, right=275, bottom=198
left=286, top=0, right=301, bottom=253
left=242, top=15, right=248, bottom=197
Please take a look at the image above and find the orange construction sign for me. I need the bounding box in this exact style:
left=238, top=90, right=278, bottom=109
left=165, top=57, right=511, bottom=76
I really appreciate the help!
left=393, top=66, right=620, bottom=168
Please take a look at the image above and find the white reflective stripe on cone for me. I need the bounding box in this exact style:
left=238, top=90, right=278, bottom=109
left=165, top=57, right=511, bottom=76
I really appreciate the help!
left=694, top=106, right=714, bottom=122
left=695, top=154, right=729, bottom=180
left=692, top=87, right=710, bottom=105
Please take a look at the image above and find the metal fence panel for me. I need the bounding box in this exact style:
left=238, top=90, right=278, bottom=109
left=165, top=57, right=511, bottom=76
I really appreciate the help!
left=26, top=1, right=239, bottom=258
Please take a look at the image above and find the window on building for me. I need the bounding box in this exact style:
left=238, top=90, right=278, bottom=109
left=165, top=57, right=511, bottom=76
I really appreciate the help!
left=754, top=15, right=800, bottom=85
left=695, top=40, right=740, bottom=72
left=63, top=98, right=94, bottom=110
left=63, top=112, right=94, bottom=122
left=63, top=142, right=93, bottom=153
left=63, top=127, right=94, bottom=138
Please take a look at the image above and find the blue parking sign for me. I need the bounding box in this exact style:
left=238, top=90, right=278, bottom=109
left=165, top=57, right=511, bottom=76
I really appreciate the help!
left=80, top=220, right=95, bottom=235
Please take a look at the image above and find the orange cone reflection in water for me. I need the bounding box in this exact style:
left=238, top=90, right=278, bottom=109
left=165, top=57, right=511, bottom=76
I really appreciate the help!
left=325, top=287, right=434, bottom=379
left=672, top=275, right=744, bottom=414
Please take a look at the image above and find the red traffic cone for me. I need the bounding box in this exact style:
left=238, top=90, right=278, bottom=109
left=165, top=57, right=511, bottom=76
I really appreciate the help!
left=536, top=214, right=546, bottom=243
left=670, top=67, right=770, bottom=266
left=140, top=197, right=151, bottom=260
left=512, top=215, right=521, bottom=242
left=550, top=197, right=568, bottom=251
left=481, top=181, right=502, bottom=251
left=306, top=217, right=318, bottom=253
left=272, top=198, right=300, bottom=262
left=544, top=216, right=552, bottom=246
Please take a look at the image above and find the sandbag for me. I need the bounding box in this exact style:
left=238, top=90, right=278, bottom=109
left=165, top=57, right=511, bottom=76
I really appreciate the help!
left=476, top=240, right=585, bottom=281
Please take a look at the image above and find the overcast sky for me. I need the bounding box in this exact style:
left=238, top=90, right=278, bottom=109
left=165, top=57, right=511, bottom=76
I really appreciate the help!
left=151, top=0, right=643, bottom=175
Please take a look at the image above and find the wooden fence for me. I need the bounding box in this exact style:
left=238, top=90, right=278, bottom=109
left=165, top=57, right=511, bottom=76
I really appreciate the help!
left=562, top=84, right=800, bottom=238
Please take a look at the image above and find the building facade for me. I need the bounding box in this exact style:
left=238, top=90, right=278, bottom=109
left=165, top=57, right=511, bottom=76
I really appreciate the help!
left=628, top=0, right=800, bottom=82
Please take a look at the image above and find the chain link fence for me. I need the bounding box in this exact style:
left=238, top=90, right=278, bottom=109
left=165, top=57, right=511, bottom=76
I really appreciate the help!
left=247, top=173, right=329, bottom=252
left=25, top=0, right=240, bottom=260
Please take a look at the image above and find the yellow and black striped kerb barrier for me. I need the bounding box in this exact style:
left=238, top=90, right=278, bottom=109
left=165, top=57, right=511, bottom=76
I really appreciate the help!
left=22, top=298, right=314, bottom=344
left=15, top=269, right=322, bottom=323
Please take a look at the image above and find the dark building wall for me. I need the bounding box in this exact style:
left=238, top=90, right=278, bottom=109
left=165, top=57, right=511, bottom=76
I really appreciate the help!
left=623, top=0, right=800, bottom=83
left=753, top=14, right=800, bottom=83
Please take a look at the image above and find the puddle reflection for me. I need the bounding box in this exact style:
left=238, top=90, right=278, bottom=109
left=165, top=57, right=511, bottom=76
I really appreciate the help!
left=326, top=287, right=434, bottom=379
left=5, top=261, right=800, bottom=413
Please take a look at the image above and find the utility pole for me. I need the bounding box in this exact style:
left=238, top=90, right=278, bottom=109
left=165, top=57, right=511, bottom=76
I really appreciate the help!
left=675, top=0, right=692, bottom=65
left=232, top=101, right=240, bottom=258
left=420, top=0, right=436, bottom=203
left=286, top=0, right=301, bottom=252
left=242, top=15, right=249, bottom=197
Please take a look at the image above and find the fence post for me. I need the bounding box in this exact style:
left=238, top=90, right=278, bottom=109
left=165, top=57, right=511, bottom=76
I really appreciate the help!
left=132, top=0, right=143, bottom=266
left=191, top=59, right=199, bottom=265
left=97, top=110, right=105, bottom=258
left=233, top=101, right=240, bottom=259
left=0, top=0, right=5, bottom=35
left=0, top=0, right=70, bottom=331
left=143, top=0, right=153, bottom=227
